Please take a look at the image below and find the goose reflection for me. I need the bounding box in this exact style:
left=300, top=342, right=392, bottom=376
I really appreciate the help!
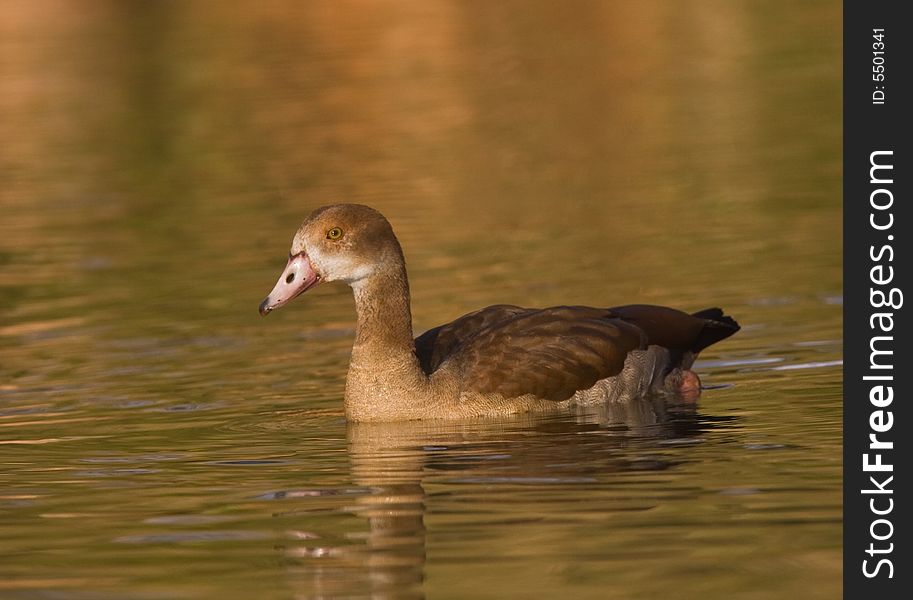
left=281, top=396, right=711, bottom=598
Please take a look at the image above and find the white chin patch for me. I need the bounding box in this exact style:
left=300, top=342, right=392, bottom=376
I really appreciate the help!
left=308, top=247, right=372, bottom=284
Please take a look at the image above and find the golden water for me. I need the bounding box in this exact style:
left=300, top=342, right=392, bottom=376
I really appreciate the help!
left=1, top=1, right=841, bottom=598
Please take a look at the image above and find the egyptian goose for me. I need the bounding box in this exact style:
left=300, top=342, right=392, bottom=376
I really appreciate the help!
left=259, top=204, right=739, bottom=422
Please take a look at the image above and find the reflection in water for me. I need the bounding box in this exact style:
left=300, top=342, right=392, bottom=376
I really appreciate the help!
left=287, top=399, right=712, bottom=598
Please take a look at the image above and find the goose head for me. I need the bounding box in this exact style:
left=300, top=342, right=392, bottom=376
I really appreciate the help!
left=259, top=204, right=403, bottom=315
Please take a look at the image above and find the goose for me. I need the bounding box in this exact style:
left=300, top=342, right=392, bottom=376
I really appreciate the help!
left=259, top=204, right=739, bottom=421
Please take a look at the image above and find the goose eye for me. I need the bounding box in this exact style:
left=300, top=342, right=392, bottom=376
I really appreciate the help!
left=326, top=227, right=343, bottom=240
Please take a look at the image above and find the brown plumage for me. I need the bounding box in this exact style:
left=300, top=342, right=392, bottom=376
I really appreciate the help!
left=415, top=304, right=738, bottom=402
left=260, top=204, right=740, bottom=421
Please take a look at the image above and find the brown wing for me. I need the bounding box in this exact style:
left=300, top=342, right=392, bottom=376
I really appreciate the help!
left=415, top=303, right=740, bottom=402
left=420, top=306, right=648, bottom=402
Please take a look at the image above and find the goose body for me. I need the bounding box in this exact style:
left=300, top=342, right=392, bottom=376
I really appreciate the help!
left=260, top=204, right=740, bottom=422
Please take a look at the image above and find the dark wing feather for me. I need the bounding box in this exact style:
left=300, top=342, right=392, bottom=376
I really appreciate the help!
left=688, top=307, right=742, bottom=351
left=607, top=304, right=740, bottom=353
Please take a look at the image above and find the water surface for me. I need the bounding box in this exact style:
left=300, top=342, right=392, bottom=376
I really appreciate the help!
left=1, top=1, right=841, bottom=598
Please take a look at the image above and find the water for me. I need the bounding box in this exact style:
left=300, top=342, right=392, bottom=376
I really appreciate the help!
left=1, top=1, right=841, bottom=598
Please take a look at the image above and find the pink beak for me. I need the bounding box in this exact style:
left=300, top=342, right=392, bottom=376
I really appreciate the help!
left=259, top=252, right=321, bottom=315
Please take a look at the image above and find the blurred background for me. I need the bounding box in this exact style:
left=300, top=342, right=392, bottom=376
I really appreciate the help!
left=1, top=1, right=840, bottom=598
